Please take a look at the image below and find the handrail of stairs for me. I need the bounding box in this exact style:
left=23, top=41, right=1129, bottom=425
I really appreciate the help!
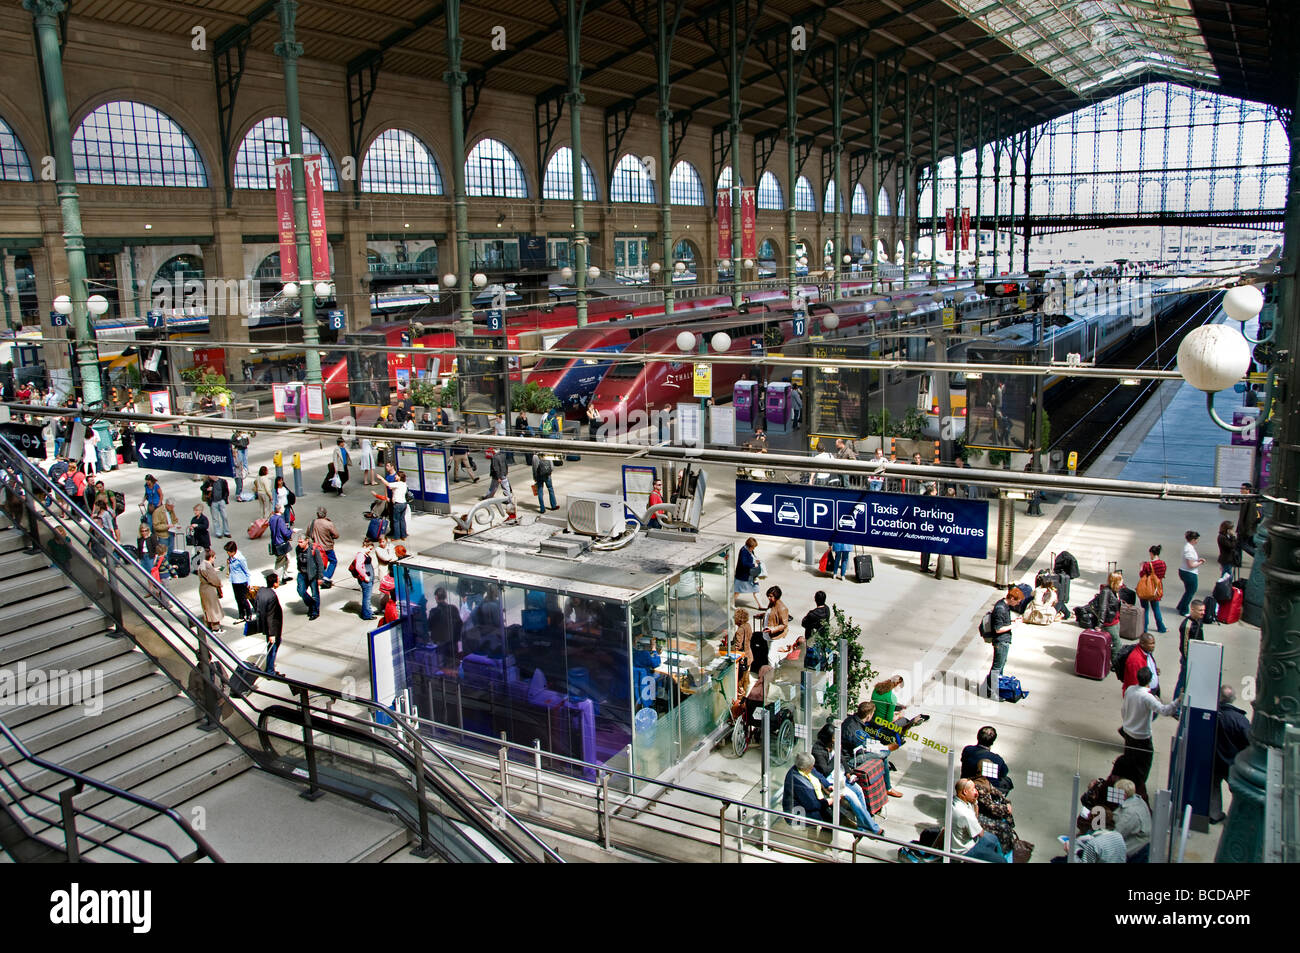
left=0, top=436, right=561, bottom=863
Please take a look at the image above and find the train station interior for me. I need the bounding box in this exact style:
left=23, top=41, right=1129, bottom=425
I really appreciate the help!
left=0, top=0, right=1296, bottom=875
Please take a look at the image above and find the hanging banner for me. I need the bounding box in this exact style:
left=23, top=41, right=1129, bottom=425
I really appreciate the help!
left=960, top=207, right=971, bottom=251
left=944, top=208, right=955, bottom=252
left=273, top=158, right=298, bottom=281
left=740, top=186, right=757, bottom=259
left=303, top=153, right=329, bottom=280
left=717, top=189, right=732, bottom=259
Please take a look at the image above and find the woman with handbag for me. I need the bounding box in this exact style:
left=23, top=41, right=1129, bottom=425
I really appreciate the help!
left=198, top=549, right=225, bottom=632
left=734, top=537, right=764, bottom=610
left=1137, top=545, right=1167, bottom=635
left=1216, top=520, right=1239, bottom=578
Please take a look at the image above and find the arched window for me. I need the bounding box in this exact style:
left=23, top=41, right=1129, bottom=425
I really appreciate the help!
left=0, top=117, right=33, bottom=181
left=610, top=154, right=654, bottom=203
left=542, top=147, right=598, bottom=201
left=823, top=180, right=844, bottom=214
left=717, top=167, right=743, bottom=192
left=851, top=184, right=868, bottom=216
left=361, top=129, right=444, bottom=194
left=72, top=101, right=207, bottom=187
left=757, top=237, right=779, bottom=278
left=416, top=245, right=439, bottom=270
left=153, top=253, right=204, bottom=288
left=234, top=117, right=338, bottom=191
left=672, top=238, right=699, bottom=282
left=877, top=187, right=891, bottom=217
left=465, top=137, right=528, bottom=197
left=670, top=161, right=705, bottom=205
left=757, top=171, right=783, bottom=210
left=794, top=176, right=815, bottom=211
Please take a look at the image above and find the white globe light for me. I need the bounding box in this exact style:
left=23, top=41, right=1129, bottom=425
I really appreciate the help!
left=822, top=313, right=840, bottom=330
left=843, top=254, right=852, bottom=264
left=86, top=294, right=109, bottom=316
left=472, top=272, right=488, bottom=289
left=798, top=256, right=808, bottom=267
left=442, top=273, right=457, bottom=288
left=743, top=259, right=754, bottom=269
left=52, top=295, right=72, bottom=315
left=1222, top=284, right=1264, bottom=323
left=674, top=261, right=687, bottom=274
left=1177, top=324, right=1253, bottom=392
left=282, top=281, right=300, bottom=299
left=719, top=259, right=731, bottom=269
left=711, top=331, right=732, bottom=353
left=313, top=280, right=332, bottom=298
left=649, top=262, right=662, bottom=274
left=676, top=330, right=696, bottom=351
left=560, top=266, right=574, bottom=282
left=588, top=265, right=601, bottom=281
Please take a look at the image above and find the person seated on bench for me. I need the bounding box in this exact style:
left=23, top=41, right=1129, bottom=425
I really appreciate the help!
left=841, top=700, right=903, bottom=798
left=869, top=675, right=930, bottom=743
left=812, top=723, right=883, bottom=836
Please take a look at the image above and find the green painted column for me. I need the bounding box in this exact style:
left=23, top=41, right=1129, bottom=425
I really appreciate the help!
left=974, top=104, right=983, bottom=281
left=992, top=112, right=1001, bottom=277
left=830, top=43, right=842, bottom=302
left=902, top=75, right=913, bottom=287
left=786, top=41, right=799, bottom=304
left=1217, top=79, right=1300, bottom=863
left=444, top=0, right=473, bottom=334
left=727, top=0, right=741, bottom=310
left=274, top=0, right=321, bottom=385
left=657, top=0, right=674, bottom=316
left=1022, top=130, right=1033, bottom=273
left=953, top=96, right=962, bottom=280
left=869, top=59, right=880, bottom=293
left=26, top=0, right=102, bottom=406
left=929, top=77, right=939, bottom=286
left=566, top=0, right=588, bottom=327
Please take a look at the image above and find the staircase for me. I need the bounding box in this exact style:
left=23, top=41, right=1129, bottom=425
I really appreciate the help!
left=0, top=524, right=433, bottom=863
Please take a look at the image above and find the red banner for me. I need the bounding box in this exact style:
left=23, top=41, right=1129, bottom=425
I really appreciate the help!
left=303, top=153, right=329, bottom=280
left=192, top=348, right=226, bottom=379
left=717, top=189, right=732, bottom=260
left=273, top=158, right=298, bottom=282
left=944, top=208, right=955, bottom=252
left=960, top=207, right=971, bottom=251
left=740, top=186, right=757, bottom=259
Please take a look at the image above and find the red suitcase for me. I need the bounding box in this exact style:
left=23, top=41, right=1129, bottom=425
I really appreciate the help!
left=247, top=518, right=269, bottom=540
left=1075, top=629, right=1112, bottom=680
left=1217, top=587, right=1244, bottom=624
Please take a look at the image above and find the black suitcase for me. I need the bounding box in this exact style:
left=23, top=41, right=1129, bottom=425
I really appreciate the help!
left=168, top=551, right=191, bottom=579
left=227, top=653, right=266, bottom=699
left=853, top=553, right=874, bottom=583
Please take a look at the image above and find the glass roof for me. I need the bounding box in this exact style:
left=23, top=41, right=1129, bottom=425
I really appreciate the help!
left=944, top=0, right=1218, bottom=95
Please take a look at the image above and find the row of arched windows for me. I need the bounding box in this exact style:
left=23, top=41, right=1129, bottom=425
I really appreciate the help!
left=0, top=101, right=890, bottom=213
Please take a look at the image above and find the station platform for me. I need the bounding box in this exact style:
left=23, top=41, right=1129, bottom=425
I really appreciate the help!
left=83, top=374, right=1260, bottom=862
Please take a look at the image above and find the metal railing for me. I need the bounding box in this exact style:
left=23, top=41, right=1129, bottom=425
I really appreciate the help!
left=0, top=437, right=561, bottom=863
left=384, top=713, right=979, bottom=864
left=0, top=719, right=223, bottom=863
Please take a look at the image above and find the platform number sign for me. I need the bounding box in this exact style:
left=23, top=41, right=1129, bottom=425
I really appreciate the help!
left=487, top=309, right=503, bottom=332
left=50, top=310, right=67, bottom=328
left=325, top=309, right=345, bottom=331
left=146, top=309, right=166, bottom=329
left=792, top=310, right=806, bottom=338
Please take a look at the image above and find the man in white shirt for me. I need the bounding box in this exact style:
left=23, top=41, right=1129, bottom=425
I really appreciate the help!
left=950, top=778, right=1006, bottom=862
left=1120, top=666, right=1180, bottom=784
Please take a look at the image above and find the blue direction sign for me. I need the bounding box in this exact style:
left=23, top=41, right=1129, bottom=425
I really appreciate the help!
left=135, top=433, right=236, bottom=477
left=486, top=309, right=504, bottom=332
left=735, top=479, right=990, bottom=558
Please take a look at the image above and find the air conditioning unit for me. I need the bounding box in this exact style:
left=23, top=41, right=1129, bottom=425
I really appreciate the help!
left=566, top=494, right=623, bottom=537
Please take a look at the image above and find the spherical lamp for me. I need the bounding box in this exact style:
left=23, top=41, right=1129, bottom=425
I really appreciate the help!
left=53, top=295, right=72, bottom=315
left=843, top=254, right=852, bottom=265
left=798, top=256, right=808, bottom=267
left=676, top=330, right=696, bottom=351
left=441, top=273, right=457, bottom=288
left=282, top=281, right=300, bottom=299
left=313, top=280, right=333, bottom=299
left=822, top=313, right=840, bottom=331
left=743, top=259, right=754, bottom=270
left=86, top=294, right=109, bottom=317
left=649, top=262, right=662, bottom=275
left=710, top=331, right=732, bottom=353
left=560, top=266, right=574, bottom=282
left=719, top=259, right=731, bottom=270
left=472, top=272, right=488, bottom=289
left=1177, top=324, right=1253, bottom=392
left=588, top=265, right=601, bottom=281
left=674, top=261, right=687, bottom=274
left=1222, top=284, right=1264, bottom=323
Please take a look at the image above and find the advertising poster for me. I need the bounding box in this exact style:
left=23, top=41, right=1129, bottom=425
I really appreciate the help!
left=271, top=383, right=287, bottom=420
left=740, top=186, right=757, bottom=259
left=148, top=390, right=172, bottom=417
left=693, top=363, right=712, bottom=397
left=273, top=158, right=298, bottom=281
left=303, top=154, right=329, bottom=281
left=809, top=344, right=869, bottom=439
left=717, top=189, right=732, bottom=259
left=960, top=207, right=971, bottom=250
left=944, top=208, right=955, bottom=252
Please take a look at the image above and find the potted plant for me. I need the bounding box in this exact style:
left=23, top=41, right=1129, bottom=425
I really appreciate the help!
left=406, top=379, right=441, bottom=421
left=437, top=378, right=458, bottom=414
left=180, top=367, right=233, bottom=413
left=812, top=606, right=878, bottom=716
left=511, top=380, right=560, bottom=428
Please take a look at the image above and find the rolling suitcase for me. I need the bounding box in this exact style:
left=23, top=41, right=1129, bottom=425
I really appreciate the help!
left=1075, top=629, right=1112, bottom=680
left=168, top=551, right=191, bottom=579
left=1118, top=602, right=1142, bottom=641
left=1217, top=587, right=1244, bottom=624
left=227, top=652, right=266, bottom=699
left=853, top=552, right=874, bottom=583
left=247, top=518, right=269, bottom=539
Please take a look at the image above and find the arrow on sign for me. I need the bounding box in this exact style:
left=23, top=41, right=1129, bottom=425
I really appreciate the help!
left=137, top=444, right=150, bottom=461
left=740, top=492, right=773, bottom=523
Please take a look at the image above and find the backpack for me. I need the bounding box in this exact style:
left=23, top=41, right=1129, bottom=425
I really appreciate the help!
left=339, top=446, right=349, bottom=468
left=111, top=490, right=125, bottom=515
left=535, top=456, right=553, bottom=480
left=63, top=472, right=78, bottom=497
left=1114, top=643, right=1139, bottom=682
left=979, top=611, right=996, bottom=642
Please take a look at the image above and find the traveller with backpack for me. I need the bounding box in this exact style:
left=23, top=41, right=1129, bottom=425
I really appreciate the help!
left=532, top=453, right=557, bottom=514
left=1136, top=545, right=1167, bottom=635
left=307, top=508, right=340, bottom=588
left=349, top=540, right=376, bottom=621
left=295, top=534, right=324, bottom=620
left=268, top=506, right=294, bottom=581
left=201, top=473, right=231, bottom=538
left=981, top=586, right=1024, bottom=701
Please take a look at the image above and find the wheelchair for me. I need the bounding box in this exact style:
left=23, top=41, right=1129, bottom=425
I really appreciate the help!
left=730, top=695, right=796, bottom=762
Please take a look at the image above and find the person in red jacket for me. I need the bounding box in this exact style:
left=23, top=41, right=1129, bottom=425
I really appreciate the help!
left=1122, top=632, right=1161, bottom=698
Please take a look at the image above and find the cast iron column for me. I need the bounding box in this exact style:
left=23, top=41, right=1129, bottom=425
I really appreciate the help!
left=566, top=0, right=588, bottom=326
left=869, top=59, right=880, bottom=292
left=275, top=0, right=322, bottom=384
left=657, top=0, right=675, bottom=315
left=974, top=104, right=983, bottom=282
left=786, top=40, right=799, bottom=303
left=444, top=0, right=473, bottom=333
left=728, top=0, right=742, bottom=310
left=27, top=0, right=102, bottom=406
left=830, top=43, right=843, bottom=301
left=1217, top=77, right=1300, bottom=863
left=1022, top=130, right=1033, bottom=273
left=903, top=74, right=913, bottom=287
left=929, top=77, right=939, bottom=286
left=953, top=96, right=962, bottom=280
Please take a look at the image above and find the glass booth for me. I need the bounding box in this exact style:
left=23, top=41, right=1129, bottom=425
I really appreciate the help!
left=383, top=524, right=735, bottom=785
